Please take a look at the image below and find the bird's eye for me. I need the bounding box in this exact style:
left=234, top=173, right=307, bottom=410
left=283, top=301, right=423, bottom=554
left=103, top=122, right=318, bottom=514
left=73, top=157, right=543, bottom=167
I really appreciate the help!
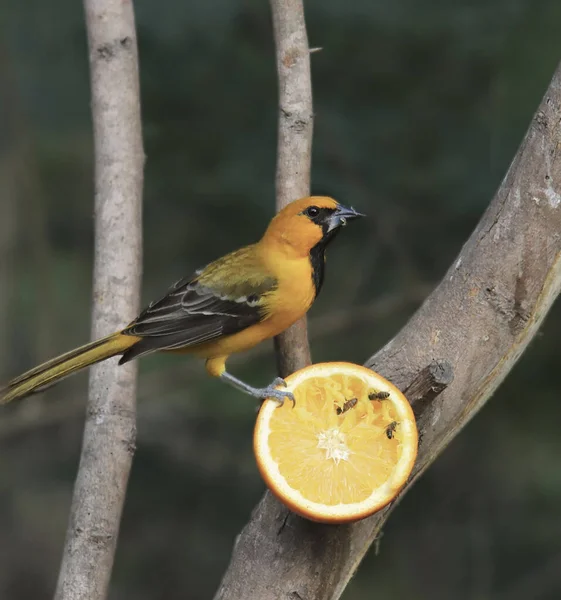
left=304, top=206, right=320, bottom=218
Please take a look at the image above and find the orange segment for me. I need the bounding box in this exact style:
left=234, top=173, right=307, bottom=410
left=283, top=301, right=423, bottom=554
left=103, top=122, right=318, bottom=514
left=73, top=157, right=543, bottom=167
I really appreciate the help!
left=253, top=362, right=418, bottom=523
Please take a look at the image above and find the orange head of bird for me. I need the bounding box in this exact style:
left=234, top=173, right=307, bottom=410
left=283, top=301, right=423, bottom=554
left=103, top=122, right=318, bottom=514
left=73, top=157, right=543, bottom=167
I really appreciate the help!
left=262, top=196, right=364, bottom=257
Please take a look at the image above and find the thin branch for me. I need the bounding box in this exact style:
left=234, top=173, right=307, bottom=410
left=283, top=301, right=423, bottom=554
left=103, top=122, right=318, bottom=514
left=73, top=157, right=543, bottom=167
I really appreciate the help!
left=54, top=0, right=143, bottom=598
left=215, top=63, right=561, bottom=600
left=270, top=0, right=314, bottom=376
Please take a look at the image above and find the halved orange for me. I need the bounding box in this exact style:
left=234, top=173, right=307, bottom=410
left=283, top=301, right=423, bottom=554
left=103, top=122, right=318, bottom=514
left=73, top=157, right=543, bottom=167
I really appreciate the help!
left=253, top=362, right=418, bottom=523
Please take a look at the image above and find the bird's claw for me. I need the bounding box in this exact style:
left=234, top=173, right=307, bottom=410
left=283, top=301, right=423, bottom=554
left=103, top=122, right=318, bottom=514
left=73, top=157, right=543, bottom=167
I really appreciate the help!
left=261, top=384, right=295, bottom=408
left=272, top=377, right=288, bottom=388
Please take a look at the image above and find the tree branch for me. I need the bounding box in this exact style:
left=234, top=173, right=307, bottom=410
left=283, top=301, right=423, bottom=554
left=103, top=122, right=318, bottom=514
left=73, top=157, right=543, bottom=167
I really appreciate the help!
left=215, top=63, right=561, bottom=600
left=270, top=0, right=314, bottom=376
left=54, top=0, right=143, bottom=598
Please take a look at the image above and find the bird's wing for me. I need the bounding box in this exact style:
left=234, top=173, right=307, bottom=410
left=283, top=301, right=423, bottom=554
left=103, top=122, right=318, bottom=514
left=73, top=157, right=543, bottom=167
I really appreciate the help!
left=120, top=246, right=277, bottom=360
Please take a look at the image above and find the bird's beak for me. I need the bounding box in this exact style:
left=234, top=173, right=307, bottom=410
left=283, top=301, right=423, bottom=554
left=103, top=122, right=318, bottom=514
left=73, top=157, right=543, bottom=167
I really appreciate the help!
left=326, top=204, right=365, bottom=233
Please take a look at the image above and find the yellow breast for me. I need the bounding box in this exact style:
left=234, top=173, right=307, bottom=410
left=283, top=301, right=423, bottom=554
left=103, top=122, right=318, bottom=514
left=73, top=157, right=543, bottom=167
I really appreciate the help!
left=266, top=259, right=315, bottom=320
left=194, top=250, right=315, bottom=360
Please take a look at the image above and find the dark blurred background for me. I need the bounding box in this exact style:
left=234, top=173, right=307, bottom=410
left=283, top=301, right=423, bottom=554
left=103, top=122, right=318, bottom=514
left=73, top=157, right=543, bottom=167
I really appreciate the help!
left=1, top=0, right=561, bottom=598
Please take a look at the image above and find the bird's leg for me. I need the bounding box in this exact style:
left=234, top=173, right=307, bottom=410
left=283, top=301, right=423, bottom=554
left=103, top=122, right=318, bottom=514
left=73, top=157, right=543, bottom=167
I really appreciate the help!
left=219, top=371, right=295, bottom=406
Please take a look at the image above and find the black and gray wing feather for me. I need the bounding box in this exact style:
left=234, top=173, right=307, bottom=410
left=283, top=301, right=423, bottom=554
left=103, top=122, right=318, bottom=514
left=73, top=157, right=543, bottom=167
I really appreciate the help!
left=120, top=270, right=277, bottom=363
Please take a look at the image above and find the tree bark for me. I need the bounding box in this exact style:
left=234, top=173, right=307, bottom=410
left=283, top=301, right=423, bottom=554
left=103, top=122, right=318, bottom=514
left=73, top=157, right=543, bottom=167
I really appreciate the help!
left=215, top=61, right=561, bottom=600
left=270, top=0, right=314, bottom=376
left=54, top=0, right=143, bottom=599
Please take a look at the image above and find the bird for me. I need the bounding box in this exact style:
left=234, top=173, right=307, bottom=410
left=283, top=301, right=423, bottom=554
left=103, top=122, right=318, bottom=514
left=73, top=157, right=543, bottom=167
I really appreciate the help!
left=0, top=196, right=363, bottom=406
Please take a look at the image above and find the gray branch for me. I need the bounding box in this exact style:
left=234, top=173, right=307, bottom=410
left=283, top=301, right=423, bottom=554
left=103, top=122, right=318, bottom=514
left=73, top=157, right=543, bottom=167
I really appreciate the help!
left=215, top=62, right=561, bottom=600
left=54, top=0, right=144, bottom=598
left=270, top=0, right=314, bottom=376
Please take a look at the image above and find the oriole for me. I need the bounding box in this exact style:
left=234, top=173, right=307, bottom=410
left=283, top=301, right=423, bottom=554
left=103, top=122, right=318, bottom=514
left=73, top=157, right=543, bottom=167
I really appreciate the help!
left=1, top=196, right=363, bottom=405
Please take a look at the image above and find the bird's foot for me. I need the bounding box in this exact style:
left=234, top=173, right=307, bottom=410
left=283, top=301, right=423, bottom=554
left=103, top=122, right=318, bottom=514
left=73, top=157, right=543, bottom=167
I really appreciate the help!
left=258, top=381, right=295, bottom=407
left=219, top=371, right=295, bottom=406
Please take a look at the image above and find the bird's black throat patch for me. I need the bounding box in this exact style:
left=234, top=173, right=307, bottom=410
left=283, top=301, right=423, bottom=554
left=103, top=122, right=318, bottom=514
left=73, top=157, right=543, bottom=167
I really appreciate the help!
left=309, top=242, right=326, bottom=297
left=309, top=227, right=341, bottom=297
left=302, top=205, right=341, bottom=297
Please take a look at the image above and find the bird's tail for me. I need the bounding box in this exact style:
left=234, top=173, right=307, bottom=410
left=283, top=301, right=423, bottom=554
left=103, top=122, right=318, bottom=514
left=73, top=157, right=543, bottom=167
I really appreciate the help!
left=0, top=333, right=136, bottom=405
